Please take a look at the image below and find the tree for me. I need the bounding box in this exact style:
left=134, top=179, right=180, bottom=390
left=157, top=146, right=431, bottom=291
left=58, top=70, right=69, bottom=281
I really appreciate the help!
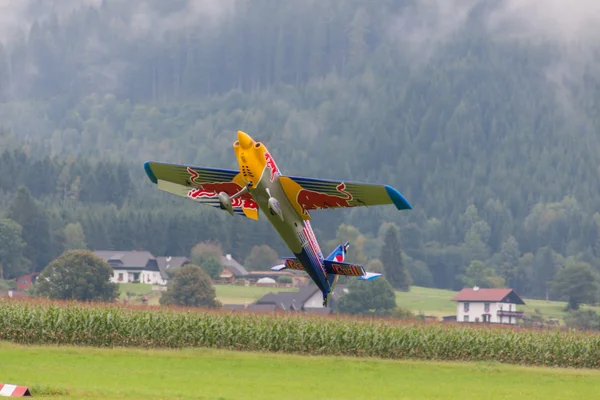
left=336, top=277, right=397, bottom=316
left=34, top=250, right=119, bottom=302
left=190, top=241, right=224, bottom=279
left=7, top=186, right=53, bottom=272
left=564, top=309, right=600, bottom=331
left=243, top=244, right=281, bottom=271
left=460, top=260, right=505, bottom=289
left=63, top=222, right=87, bottom=250
left=0, top=218, right=27, bottom=279
left=366, top=258, right=385, bottom=273
left=380, top=226, right=411, bottom=291
left=551, top=262, right=598, bottom=310
left=159, top=264, right=220, bottom=308
left=498, top=236, right=520, bottom=286
left=198, top=256, right=223, bottom=281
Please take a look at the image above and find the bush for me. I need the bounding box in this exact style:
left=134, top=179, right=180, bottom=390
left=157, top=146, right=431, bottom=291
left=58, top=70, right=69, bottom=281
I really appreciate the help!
left=160, top=264, right=220, bottom=308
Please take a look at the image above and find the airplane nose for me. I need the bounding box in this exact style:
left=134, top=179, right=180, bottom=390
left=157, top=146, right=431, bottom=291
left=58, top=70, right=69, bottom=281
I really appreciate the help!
left=237, top=131, right=253, bottom=149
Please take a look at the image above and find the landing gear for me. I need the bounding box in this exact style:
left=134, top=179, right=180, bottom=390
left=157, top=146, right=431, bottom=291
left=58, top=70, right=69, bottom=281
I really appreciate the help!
left=322, top=292, right=332, bottom=307
left=218, top=183, right=252, bottom=216
left=266, top=188, right=284, bottom=221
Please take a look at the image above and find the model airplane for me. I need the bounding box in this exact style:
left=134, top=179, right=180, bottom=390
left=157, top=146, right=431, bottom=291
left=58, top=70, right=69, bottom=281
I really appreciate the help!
left=144, top=131, right=411, bottom=306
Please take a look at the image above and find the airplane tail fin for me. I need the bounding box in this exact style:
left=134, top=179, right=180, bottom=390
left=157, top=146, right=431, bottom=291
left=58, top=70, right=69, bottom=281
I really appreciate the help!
left=325, top=241, right=349, bottom=262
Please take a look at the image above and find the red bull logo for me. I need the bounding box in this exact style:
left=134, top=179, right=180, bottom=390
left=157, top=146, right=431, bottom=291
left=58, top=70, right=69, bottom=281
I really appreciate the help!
left=284, top=258, right=305, bottom=271
left=296, top=183, right=353, bottom=215
left=186, top=167, right=258, bottom=210
left=331, top=263, right=363, bottom=276
left=264, top=152, right=280, bottom=182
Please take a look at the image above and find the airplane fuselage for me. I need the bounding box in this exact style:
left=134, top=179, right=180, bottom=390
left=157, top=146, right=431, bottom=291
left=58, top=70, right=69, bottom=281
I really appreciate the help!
left=233, top=132, right=333, bottom=301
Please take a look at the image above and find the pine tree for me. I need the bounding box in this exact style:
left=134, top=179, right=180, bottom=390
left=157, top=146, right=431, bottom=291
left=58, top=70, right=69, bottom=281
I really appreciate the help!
left=8, top=187, right=53, bottom=272
left=380, top=226, right=411, bottom=291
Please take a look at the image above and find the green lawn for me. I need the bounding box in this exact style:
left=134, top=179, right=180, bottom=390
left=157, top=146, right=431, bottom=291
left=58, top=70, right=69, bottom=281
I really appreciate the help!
left=118, top=283, right=298, bottom=305
left=395, top=286, right=458, bottom=316
left=1, top=341, right=599, bottom=400
left=119, top=283, right=157, bottom=298
left=215, top=284, right=297, bottom=304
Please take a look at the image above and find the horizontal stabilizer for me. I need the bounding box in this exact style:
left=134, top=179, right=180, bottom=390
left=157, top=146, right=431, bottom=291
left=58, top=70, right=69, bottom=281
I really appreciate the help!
left=270, top=258, right=305, bottom=271
left=322, top=260, right=365, bottom=277
left=358, top=272, right=382, bottom=281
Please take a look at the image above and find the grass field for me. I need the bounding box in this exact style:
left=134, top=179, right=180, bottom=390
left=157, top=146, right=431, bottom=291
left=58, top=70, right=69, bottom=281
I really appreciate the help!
left=1, top=341, right=599, bottom=400
left=118, top=283, right=298, bottom=305
left=214, top=284, right=297, bottom=304
left=118, top=283, right=600, bottom=321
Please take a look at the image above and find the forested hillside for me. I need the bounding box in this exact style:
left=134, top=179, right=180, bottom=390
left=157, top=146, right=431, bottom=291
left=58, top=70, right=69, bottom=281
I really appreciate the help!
left=1, top=0, right=600, bottom=301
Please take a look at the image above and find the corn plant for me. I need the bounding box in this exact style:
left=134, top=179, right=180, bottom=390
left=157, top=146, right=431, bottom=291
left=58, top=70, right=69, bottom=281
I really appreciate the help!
left=1, top=298, right=599, bottom=369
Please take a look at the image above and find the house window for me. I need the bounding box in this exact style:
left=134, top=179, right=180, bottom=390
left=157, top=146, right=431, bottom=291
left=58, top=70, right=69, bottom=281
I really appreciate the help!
left=484, top=302, right=490, bottom=312
left=464, top=315, right=469, bottom=322
left=464, top=302, right=469, bottom=312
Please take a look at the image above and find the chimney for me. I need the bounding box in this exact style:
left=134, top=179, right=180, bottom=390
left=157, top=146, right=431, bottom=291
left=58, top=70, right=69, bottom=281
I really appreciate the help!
left=473, top=286, right=479, bottom=291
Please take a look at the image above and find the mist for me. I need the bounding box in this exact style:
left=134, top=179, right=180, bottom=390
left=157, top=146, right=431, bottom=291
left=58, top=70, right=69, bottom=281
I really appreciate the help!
left=388, top=0, right=600, bottom=121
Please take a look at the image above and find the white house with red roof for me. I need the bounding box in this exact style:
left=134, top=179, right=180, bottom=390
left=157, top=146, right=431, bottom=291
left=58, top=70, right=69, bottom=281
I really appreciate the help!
left=451, top=287, right=525, bottom=324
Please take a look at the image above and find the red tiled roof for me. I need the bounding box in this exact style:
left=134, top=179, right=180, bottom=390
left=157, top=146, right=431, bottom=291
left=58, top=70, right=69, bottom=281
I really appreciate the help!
left=451, top=288, right=515, bottom=302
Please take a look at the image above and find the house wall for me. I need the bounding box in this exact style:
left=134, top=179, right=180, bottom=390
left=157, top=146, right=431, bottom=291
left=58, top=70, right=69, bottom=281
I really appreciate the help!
left=456, top=301, right=519, bottom=324
left=303, top=291, right=324, bottom=309
left=110, top=270, right=166, bottom=285
left=140, top=271, right=166, bottom=285
left=496, top=302, right=518, bottom=324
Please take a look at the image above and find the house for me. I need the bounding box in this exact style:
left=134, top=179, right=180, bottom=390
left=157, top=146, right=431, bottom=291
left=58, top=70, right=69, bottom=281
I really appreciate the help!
left=94, top=250, right=166, bottom=285
left=451, top=287, right=525, bottom=324
left=15, top=272, right=39, bottom=290
left=250, top=283, right=345, bottom=314
left=156, top=256, right=190, bottom=281
left=219, top=254, right=249, bottom=282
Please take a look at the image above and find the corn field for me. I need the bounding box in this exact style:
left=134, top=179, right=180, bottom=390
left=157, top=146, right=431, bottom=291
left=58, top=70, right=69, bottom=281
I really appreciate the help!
left=1, top=298, right=600, bottom=369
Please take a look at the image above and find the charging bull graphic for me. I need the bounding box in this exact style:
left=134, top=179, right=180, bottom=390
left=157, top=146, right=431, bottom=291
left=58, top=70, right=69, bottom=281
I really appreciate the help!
left=264, top=152, right=280, bottom=182
left=186, top=167, right=258, bottom=209
left=296, top=183, right=353, bottom=215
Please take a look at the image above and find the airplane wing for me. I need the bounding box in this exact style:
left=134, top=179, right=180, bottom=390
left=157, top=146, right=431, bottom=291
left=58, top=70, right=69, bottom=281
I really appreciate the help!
left=143, top=161, right=259, bottom=220
left=278, top=175, right=411, bottom=220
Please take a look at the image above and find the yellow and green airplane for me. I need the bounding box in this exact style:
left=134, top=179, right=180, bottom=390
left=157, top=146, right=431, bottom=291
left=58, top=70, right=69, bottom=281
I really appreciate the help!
left=144, top=131, right=411, bottom=306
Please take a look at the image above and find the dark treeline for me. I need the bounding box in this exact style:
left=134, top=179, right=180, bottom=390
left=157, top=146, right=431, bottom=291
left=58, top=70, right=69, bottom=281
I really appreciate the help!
left=1, top=0, right=600, bottom=302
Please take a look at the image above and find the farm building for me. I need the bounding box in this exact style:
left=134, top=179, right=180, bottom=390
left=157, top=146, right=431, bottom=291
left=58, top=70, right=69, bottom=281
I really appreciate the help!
left=219, top=254, right=249, bottom=282
left=94, top=250, right=167, bottom=285
left=451, top=287, right=525, bottom=324
left=228, top=283, right=346, bottom=314
left=16, top=272, right=39, bottom=290
left=156, top=256, right=190, bottom=280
